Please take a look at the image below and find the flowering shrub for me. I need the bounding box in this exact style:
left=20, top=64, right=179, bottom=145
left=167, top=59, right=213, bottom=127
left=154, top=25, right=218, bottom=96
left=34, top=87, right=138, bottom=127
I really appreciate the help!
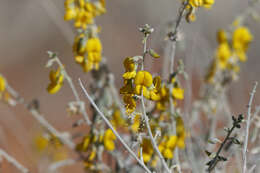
left=0, top=0, right=260, bottom=173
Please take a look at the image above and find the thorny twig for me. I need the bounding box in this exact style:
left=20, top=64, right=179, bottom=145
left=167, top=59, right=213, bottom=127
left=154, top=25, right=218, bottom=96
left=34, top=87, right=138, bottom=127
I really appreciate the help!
left=243, top=82, right=258, bottom=173
left=0, top=149, right=29, bottom=173
left=206, top=114, right=244, bottom=172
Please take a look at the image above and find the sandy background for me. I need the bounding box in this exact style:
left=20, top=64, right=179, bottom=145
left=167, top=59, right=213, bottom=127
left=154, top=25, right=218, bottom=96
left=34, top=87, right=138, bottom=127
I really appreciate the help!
left=0, top=0, right=260, bottom=172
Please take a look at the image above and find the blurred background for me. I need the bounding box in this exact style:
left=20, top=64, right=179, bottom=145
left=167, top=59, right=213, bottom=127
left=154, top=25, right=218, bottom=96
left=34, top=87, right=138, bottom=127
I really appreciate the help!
left=0, top=0, right=259, bottom=172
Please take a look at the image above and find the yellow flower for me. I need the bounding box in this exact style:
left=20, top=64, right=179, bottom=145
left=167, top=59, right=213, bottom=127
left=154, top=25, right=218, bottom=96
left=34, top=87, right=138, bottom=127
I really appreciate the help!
left=122, top=57, right=136, bottom=80
left=0, top=75, right=6, bottom=92
left=172, top=87, right=184, bottom=100
left=189, top=0, right=204, bottom=7
left=86, top=37, right=103, bottom=71
left=202, top=0, right=215, bottom=8
left=111, top=109, right=125, bottom=128
left=76, top=134, right=97, bottom=152
left=232, top=26, right=253, bottom=52
left=88, top=148, right=97, bottom=161
left=216, top=43, right=232, bottom=69
left=73, top=33, right=87, bottom=63
left=135, top=85, right=150, bottom=99
left=140, top=139, right=154, bottom=163
left=34, top=135, right=49, bottom=152
left=74, top=3, right=95, bottom=29
left=123, top=94, right=136, bottom=114
left=120, top=80, right=134, bottom=95
left=150, top=76, right=161, bottom=101
left=176, top=116, right=186, bottom=149
left=188, top=0, right=214, bottom=8
left=64, top=0, right=77, bottom=21
left=103, top=129, right=116, bottom=151
left=156, top=85, right=170, bottom=111
left=131, top=114, right=141, bottom=132
left=47, top=68, right=64, bottom=94
left=159, top=135, right=177, bottom=159
left=134, top=71, right=153, bottom=88
left=217, top=29, right=228, bottom=44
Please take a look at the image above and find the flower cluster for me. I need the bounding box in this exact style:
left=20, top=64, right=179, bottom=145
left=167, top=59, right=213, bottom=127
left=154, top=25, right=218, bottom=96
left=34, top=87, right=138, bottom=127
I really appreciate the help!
left=120, top=58, right=184, bottom=114
left=76, top=128, right=117, bottom=170
left=73, top=33, right=103, bottom=72
left=185, top=0, right=215, bottom=22
left=64, top=0, right=106, bottom=72
left=64, top=0, right=106, bottom=29
left=158, top=116, right=186, bottom=159
left=206, top=26, right=253, bottom=84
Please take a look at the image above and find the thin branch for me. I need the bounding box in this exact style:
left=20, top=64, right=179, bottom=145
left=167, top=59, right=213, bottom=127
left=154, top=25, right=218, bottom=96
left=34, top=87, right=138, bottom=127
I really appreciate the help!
left=48, top=159, right=76, bottom=171
left=141, top=93, right=171, bottom=173
left=5, top=79, right=75, bottom=149
left=0, top=149, right=29, bottom=173
left=242, top=81, right=258, bottom=173
left=79, top=78, right=152, bottom=173
left=29, top=109, right=75, bottom=149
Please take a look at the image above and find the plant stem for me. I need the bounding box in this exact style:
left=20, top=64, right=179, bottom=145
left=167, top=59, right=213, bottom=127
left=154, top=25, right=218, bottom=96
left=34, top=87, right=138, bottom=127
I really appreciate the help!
left=242, top=82, right=258, bottom=173
left=141, top=93, right=171, bottom=173
left=0, top=149, right=29, bottom=173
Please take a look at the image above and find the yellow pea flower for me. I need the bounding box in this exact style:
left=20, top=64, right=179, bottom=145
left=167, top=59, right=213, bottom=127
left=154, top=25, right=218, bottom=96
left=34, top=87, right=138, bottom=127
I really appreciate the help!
left=202, top=0, right=215, bottom=8
left=0, top=75, right=6, bottom=92
left=135, top=85, right=150, bottom=99
left=103, top=129, right=116, bottom=151
left=134, top=71, right=153, bottom=88
left=131, top=114, right=141, bottom=132
left=34, top=135, right=49, bottom=152
left=217, top=29, right=228, bottom=44
left=176, top=117, right=186, bottom=149
left=120, top=79, right=135, bottom=95
left=123, top=94, right=136, bottom=114
left=47, top=68, right=64, bottom=94
left=172, top=87, right=184, bottom=100
left=86, top=37, right=102, bottom=71
left=73, top=33, right=87, bottom=63
left=150, top=76, right=161, bottom=101
left=140, top=139, right=154, bottom=163
left=216, top=43, right=232, bottom=69
left=111, top=109, right=125, bottom=128
left=88, top=148, right=97, bottom=161
left=159, top=135, right=177, bottom=159
left=122, top=57, right=136, bottom=80
left=232, top=26, right=253, bottom=52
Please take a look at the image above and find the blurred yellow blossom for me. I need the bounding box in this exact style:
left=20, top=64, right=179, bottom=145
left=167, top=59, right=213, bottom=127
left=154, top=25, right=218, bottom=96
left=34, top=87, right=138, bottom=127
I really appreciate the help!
left=0, top=75, right=6, bottom=92
left=140, top=139, right=154, bottom=163
left=172, top=87, right=184, bottom=100
left=103, top=129, right=116, bottom=151
left=47, top=67, right=64, bottom=94
left=131, top=114, right=141, bottom=132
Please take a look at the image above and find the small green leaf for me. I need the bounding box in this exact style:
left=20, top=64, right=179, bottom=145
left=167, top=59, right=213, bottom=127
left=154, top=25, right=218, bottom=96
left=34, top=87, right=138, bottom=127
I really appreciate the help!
left=149, top=49, right=160, bottom=58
